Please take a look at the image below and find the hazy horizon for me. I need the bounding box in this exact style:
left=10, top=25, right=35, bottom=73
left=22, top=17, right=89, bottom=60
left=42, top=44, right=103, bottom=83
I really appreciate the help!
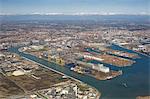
left=1, top=0, right=149, bottom=15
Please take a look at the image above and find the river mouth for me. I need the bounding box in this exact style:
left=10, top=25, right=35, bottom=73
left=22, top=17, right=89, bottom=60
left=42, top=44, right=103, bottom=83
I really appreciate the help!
left=8, top=44, right=150, bottom=99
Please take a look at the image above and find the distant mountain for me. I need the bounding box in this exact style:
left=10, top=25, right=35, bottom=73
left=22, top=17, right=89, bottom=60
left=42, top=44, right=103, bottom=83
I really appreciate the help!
left=0, top=15, right=149, bottom=22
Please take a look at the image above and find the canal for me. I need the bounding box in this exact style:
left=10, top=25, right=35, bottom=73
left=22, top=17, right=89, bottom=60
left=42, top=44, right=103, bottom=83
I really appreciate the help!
left=8, top=44, right=150, bottom=99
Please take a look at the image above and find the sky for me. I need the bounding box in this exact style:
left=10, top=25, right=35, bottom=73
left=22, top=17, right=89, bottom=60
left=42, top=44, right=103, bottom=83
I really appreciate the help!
left=0, top=0, right=149, bottom=15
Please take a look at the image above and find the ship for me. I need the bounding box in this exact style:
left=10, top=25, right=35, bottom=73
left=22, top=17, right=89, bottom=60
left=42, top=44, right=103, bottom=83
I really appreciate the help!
left=122, top=83, right=128, bottom=88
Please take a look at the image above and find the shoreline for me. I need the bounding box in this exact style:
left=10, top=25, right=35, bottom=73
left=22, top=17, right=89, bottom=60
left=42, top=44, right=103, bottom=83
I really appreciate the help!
left=113, top=43, right=150, bottom=58
left=10, top=44, right=149, bottom=99
left=20, top=47, right=121, bottom=81
left=13, top=48, right=101, bottom=99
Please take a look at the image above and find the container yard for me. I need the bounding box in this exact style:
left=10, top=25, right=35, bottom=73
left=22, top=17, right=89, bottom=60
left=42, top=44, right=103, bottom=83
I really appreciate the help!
left=77, top=51, right=135, bottom=67
left=21, top=44, right=134, bottom=81
left=70, top=61, right=122, bottom=80
left=100, top=47, right=140, bottom=59
left=98, top=54, right=135, bottom=67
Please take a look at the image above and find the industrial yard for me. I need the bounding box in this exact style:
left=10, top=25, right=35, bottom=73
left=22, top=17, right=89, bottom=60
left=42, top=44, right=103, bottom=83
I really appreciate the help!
left=104, top=48, right=140, bottom=59
left=98, top=54, right=135, bottom=67
left=0, top=52, right=100, bottom=99
left=0, top=73, right=24, bottom=99
left=7, top=67, right=69, bottom=92
left=20, top=41, right=138, bottom=81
